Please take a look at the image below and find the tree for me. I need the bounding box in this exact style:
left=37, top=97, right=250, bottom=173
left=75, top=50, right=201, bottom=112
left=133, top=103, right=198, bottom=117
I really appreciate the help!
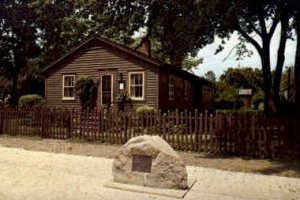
left=0, top=1, right=41, bottom=106
left=92, top=1, right=215, bottom=68
left=215, top=81, right=239, bottom=102
left=204, top=71, right=217, bottom=83
left=31, top=0, right=135, bottom=65
left=215, top=67, right=264, bottom=107
left=220, top=67, right=263, bottom=89
left=205, top=0, right=293, bottom=114
left=132, top=37, right=203, bottom=71
left=292, top=0, right=300, bottom=114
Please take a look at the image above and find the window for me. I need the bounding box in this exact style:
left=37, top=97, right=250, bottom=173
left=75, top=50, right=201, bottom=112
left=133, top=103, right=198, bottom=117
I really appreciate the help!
left=169, top=76, right=174, bottom=101
left=129, top=72, right=145, bottom=100
left=62, top=75, right=75, bottom=100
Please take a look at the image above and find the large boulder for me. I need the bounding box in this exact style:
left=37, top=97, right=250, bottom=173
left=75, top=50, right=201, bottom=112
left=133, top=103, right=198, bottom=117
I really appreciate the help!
left=112, top=135, right=188, bottom=190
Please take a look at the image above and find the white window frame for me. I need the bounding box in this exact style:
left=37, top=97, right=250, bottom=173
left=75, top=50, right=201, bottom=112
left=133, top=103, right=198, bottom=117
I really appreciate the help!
left=128, top=72, right=145, bottom=101
left=62, top=74, right=76, bottom=100
left=100, top=74, right=114, bottom=106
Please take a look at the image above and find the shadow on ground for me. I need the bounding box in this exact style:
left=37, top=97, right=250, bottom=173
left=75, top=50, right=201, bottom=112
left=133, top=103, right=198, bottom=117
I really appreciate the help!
left=192, top=153, right=300, bottom=178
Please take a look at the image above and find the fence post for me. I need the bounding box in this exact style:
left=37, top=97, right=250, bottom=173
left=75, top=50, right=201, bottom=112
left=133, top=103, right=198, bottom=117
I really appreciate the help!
left=41, top=109, right=45, bottom=138
left=68, top=108, right=74, bottom=139
left=0, top=111, right=3, bottom=135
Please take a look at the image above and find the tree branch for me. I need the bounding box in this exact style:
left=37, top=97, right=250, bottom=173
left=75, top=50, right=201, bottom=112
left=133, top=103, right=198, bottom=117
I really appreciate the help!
left=235, top=24, right=262, bottom=56
left=257, top=12, right=267, bottom=36
left=268, top=8, right=280, bottom=38
left=222, top=43, right=239, bottom=62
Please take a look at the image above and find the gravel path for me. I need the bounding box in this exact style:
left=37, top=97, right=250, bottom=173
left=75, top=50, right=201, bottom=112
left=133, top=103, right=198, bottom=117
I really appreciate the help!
left=0, top=145, right=299, bottom=200
left=1, top=135, right=299, bottom=178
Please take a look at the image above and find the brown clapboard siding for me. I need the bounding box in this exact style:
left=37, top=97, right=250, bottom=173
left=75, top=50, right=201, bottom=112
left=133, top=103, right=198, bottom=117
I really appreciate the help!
left=45, top=40, right=158, bottom=110
left=158, top=68, right=206, bottom=112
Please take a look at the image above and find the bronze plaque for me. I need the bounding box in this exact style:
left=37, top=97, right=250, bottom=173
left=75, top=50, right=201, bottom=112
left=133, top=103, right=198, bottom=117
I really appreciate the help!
left=132, top=155, right=152, bottom=173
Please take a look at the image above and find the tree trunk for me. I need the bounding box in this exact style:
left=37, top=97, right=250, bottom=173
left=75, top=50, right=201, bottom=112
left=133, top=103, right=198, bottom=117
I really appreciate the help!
left=261, top=41, right=277, bottom=115
left=295, top=4, right=300, bottom=115
left=273, top=14, right=289, bottom=112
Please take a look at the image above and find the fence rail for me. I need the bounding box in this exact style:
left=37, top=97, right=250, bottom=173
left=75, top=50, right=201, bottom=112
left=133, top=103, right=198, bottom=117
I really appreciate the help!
left=0, top=108, right=299, bottom=158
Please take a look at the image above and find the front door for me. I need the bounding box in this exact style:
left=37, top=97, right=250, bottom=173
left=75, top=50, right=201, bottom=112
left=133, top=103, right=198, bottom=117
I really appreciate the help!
left=101, top=74, right=113, bottom=107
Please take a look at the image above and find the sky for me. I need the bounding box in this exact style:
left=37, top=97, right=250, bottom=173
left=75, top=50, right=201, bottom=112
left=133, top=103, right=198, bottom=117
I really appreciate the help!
left=194, top=29, right=297, bottom=79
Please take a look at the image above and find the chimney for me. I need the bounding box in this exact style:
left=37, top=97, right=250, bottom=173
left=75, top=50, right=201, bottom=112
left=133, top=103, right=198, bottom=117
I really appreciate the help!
left=136, top=37, right=151, bottom=57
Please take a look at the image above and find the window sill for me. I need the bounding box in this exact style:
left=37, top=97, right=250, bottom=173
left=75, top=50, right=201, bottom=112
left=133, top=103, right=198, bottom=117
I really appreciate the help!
left=62, top=98, right=76, bottom=101
left=130, top=97, right=145, bottom=102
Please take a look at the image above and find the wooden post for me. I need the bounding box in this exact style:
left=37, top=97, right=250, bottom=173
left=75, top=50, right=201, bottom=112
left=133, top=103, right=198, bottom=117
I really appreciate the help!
left=167, top=110, right=171, bottom=144
left=162, top=113, right=167, bottom=141
left=209, top=114, right=214, bottom=153
left=0, top=111, right=3, bottom=135
left=188, top=111, right=192, bottom=151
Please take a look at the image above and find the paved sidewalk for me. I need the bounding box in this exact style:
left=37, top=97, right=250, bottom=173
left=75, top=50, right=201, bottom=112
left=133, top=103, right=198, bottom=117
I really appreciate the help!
left=0, top=146, right=299, bottom=200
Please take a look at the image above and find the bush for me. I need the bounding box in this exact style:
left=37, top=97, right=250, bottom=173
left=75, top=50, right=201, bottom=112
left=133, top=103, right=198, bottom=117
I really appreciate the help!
left=18, top=94, right=45, bottom=109
left=258, top=102, right=264, bottom=111
left=116, top=91, right=129, bottom=111
left=136, top=105, right=156, bottom=114
left=216, top=108, right=262, bottom=116
left=75, top=76, right=97, bottom=111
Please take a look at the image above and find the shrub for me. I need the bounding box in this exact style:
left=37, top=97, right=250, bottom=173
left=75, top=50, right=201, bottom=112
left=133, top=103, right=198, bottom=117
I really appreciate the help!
left=18, top=94, right=45, bottom=109
left=75, top=76, right=97, bottom=111
left=116, top=91, right=129, bottom=111
left=216, top=109, right=262, bottom=116
left=136, top=105, right=156, bottom=114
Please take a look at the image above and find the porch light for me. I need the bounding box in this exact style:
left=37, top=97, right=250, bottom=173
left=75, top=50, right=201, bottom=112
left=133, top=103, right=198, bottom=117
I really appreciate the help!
left=119, top=82, right=125, bottom=90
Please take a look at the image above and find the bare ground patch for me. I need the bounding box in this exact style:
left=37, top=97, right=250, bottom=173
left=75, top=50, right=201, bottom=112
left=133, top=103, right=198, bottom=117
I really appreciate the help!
left=0, top=134, right=299, bottom=178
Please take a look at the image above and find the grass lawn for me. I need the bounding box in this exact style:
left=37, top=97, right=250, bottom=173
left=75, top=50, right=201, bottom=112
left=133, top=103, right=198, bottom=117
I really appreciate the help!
left=0, top=134, right=299, bottom=178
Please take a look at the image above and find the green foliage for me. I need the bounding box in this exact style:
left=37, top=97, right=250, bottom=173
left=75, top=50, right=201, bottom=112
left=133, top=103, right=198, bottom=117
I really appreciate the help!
left=216, top=109, right=262, bottom=116
left=182, top=57, right=203, bottom=71
left=99, top=1, right=215, bottom=67
left=136, top=105, right=156, bottom=114
left=204, top=71, right=217, bottom=83
left=215, top=81, right=239, bottom=102
left=252, top=89, right=264, bottom=109
left=0, top=1, right=41, bottom=106
left=132, top=37, right=202, bottom=71
left=280, top=66, right=294, bottom=91
left=116, top=91, right=129, bottom=111
left=18, top=94, right=45, bottom=109
left=220, top=67, right=263, bottom=89
left=75, top=76, right=97, bottom=111
left=215, top=67, right=265, bottom=110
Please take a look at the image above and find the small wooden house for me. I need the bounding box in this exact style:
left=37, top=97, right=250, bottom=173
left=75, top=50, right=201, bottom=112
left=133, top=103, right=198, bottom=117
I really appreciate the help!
left=42, top=36, right=213, bottom=111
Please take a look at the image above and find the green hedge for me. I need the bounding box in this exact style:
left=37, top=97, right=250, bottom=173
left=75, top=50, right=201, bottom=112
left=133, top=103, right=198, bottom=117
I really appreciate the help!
left=136, top=105, right=156, bottom=114
left=18, top=94, right=45, bottom=109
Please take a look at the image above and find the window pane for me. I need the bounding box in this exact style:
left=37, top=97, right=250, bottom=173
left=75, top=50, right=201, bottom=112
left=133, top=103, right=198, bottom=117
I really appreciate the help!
left=130, top=86, right=136, bottom=97
left=135, top=74, right=142, bottom=85
left=64, top=88, right=74, bottom=98
left=131, top=75, right=135, bottom=85
left=135, top=86, right=143, bottom=97
left=64, top=76, right=74, bottom=86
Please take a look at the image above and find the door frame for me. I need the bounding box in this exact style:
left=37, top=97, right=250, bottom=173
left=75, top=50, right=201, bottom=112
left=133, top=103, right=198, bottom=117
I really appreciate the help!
left=99, top=73, right=114, bottom=107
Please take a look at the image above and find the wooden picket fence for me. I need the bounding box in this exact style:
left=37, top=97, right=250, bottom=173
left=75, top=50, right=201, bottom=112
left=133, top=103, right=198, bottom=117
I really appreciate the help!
left=0, top=108, right=299, bottom=158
